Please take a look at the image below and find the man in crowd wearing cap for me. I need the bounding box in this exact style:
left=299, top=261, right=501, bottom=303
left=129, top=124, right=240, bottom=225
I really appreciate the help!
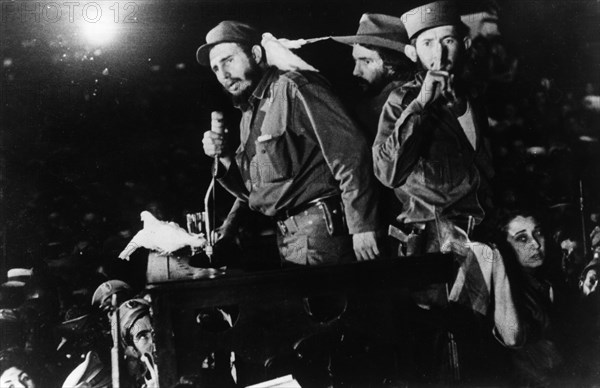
left=200, top=20, right=380, bottom=265
left=330, top=13, right=415, bottom=141
left=118, top=298, right=158, bottom=388
left=327, top=14, right=415, bottom=255
left=373, top=0, right=494, bottom=256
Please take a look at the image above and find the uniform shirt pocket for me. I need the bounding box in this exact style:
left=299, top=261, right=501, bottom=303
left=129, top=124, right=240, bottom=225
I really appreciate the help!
left=250, top=134, right=293, bottom=186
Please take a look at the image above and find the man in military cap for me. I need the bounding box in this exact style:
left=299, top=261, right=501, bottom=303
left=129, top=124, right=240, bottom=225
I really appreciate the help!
left=91, top=279, right=132, bottom=313
left=118, top=298, right=158, bottom=387
left=371, top=1, right=496, bottom=382
left=200, top=21, right=380, bottom=265
left=373, top=0, right=494, bottom=255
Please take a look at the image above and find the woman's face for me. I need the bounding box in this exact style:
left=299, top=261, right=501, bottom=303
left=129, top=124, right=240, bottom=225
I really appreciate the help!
left=506, top=216, right=545, bottom=269
left=0, top=367, right=36, bottom=388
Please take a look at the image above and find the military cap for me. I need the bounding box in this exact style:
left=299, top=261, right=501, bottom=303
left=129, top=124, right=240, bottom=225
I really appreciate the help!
left=401, top=0, right=462, bottom=40
left=196, top=21, right=261, bottom=66
left=118, top=298, right=151, bottom=347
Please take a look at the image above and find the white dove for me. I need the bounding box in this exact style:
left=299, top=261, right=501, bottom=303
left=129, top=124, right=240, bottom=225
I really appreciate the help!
left=261, top=32, right=321, bottom=72
left=118, top=211, right=206, bottom=260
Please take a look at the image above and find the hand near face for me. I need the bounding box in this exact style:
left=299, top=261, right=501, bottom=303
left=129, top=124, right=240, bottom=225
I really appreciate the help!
left=416, top=70, right=451, bottom=107
left=141, top=353, right=159, bottom=388
left=411, top=25, right=468, bottom=110
left=416, top=71, right=466, bottom=115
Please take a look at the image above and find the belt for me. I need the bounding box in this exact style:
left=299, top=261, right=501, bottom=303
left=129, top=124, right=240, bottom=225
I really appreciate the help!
left=274, top=195, right=343, bottom=236
left=274, top=195, right=340, bottom=221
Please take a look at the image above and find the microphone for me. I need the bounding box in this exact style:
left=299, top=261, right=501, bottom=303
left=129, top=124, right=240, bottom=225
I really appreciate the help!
left=205, top=111, right=226, bottom=259
left=211, top=111, right=226, bottom=176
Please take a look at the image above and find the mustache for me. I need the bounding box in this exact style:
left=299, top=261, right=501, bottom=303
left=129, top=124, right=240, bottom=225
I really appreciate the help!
left=221, top=78, right=241, bottom=89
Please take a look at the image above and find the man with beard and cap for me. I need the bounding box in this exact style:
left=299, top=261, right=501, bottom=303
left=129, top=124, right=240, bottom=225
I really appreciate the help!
left=330, top=13, right=415, bottom=142
left=199, top=21, right=380, bottom=265
left=373, top=0, right=494, bottom=258
left=326, top=14, right=415, bottom=257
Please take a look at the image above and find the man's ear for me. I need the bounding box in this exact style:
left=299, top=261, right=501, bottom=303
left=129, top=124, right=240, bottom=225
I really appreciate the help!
left=404, top=45, right=418, bottom=63
left=251, top=45, right=263, bottom=64
left=463, top=36, right=472, bottom=51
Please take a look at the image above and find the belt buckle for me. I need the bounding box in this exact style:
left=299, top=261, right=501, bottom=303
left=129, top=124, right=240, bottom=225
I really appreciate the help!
left=277, top=220, right=289, bottom=235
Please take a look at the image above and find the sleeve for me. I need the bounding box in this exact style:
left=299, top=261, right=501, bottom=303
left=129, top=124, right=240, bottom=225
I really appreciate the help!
left=293, top=77, right=379, bottom=234
left=218, top=198, right=251, bottom=238
left=372, top=94, right=429, bottom=188
left=216, top=159, right=250, bottom=202
left=491, top=248, right=524, bottom=348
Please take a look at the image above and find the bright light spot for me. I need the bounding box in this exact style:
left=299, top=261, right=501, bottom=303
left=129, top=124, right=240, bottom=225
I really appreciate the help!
left=176, top=63, right=186, bottom=70
left=102, top=68, right=110, bottom=76
left=82, top=21, right=118, bottom=46
left=3, top=58, right=13, bottom=67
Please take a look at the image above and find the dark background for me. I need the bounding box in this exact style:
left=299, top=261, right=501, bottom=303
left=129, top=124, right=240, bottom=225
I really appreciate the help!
left=0, top=0, right=599, bottom=275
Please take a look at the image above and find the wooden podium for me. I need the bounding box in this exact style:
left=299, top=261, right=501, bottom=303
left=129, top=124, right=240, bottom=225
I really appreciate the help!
left=146, top=253, right=453, bottom=386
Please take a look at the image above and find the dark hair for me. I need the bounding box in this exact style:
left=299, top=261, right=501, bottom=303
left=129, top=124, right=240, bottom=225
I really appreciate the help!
left=490, top=208, right=547, bottom=280
left=496, top=208, right=544, bottom=241
left=492, top=209, right=560, bottom=341
left=235, top=42, right=266, bottom=65
left=493, top=207, right=561, bottom=282
left=361, top=44, right=415, bottom=79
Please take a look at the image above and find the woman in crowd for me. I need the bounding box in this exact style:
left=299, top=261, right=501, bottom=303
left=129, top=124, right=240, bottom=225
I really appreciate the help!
left=495, top=210, right=565, bottom=387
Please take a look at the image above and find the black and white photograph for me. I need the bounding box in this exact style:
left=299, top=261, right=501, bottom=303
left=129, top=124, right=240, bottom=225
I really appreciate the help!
left=1, top=0, right=599, bottom=386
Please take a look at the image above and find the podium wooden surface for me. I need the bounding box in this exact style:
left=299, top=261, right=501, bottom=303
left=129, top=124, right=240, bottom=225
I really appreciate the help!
left=146, top=253, right=453, bottom=386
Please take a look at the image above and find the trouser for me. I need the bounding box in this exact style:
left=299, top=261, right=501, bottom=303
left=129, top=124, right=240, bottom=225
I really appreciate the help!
left=275, top=201, right=354, bottom=266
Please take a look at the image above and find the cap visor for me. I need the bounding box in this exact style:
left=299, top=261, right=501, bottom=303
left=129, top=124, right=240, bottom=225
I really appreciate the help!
left=196, top=43, right=216, bottom=66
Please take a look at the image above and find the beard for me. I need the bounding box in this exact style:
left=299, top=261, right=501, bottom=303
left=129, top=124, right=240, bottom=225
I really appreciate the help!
left=226, top=63, right=264, bottom=107
left=355, top=72, right=391, bottom=97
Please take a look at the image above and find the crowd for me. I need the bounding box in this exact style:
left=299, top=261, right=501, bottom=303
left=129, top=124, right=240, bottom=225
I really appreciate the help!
left=1, top=0, right=600, bottom=386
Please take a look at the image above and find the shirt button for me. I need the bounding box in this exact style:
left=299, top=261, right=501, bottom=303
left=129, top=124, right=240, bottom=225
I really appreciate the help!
left=261, top=150, right=266, bottom=153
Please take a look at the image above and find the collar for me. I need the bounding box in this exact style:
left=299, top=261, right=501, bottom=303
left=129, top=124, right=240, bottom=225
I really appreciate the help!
left=251, top=66, right=280, bottom=101
left=381, top=78, right=406, bottom=95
